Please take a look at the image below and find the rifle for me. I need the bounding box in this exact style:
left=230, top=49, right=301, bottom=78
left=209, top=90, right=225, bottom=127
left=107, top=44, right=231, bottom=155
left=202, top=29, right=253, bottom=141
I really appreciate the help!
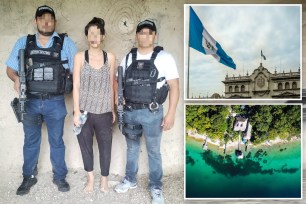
left=117, top=66, right=124, bottom=133
left=11, top=49, right=27, bottom=122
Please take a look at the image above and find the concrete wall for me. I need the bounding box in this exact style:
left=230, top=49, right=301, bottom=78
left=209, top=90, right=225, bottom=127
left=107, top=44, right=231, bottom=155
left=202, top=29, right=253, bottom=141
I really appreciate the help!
left=0, top=0, right=184, bottom=176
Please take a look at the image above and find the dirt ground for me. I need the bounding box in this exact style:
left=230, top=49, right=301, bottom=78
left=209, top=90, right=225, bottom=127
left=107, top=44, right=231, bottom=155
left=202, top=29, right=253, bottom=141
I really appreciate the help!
left=1, top=169, right=305, bottom=204
left=0, top=169, right=184, bottom=204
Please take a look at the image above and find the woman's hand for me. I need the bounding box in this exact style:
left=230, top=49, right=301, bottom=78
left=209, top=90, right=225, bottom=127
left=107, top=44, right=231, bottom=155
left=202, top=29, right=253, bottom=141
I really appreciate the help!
left=112, top=110, right=116, bottom=124
left=74, top=111, right=81, bottom=127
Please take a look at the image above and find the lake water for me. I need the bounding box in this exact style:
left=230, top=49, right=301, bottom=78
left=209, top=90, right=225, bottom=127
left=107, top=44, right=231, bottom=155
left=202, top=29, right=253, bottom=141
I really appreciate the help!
left=185, top=137, right=301, bottom=199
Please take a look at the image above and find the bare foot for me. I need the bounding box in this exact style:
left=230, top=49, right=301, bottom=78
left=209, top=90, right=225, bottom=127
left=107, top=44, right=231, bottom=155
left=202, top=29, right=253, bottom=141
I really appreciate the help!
left=84, top=172, right=94, bottom=193
left=100, top=176, right=109, bottom=193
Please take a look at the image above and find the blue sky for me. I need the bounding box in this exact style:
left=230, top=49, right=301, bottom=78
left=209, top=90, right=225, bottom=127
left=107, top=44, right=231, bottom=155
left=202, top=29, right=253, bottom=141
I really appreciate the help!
left=185, top=5, right=301, bottom=99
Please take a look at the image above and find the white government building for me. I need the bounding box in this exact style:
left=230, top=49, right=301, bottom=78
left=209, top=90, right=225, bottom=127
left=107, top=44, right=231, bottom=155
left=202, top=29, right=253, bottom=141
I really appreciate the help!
left=222, top=63, right=300, bottom=99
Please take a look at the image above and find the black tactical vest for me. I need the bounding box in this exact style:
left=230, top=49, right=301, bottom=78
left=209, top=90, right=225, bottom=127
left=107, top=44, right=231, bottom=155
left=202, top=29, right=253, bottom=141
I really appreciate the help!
left=124, top=46, right=169, bottom=105
left=25, top=33, right=68, bottom=94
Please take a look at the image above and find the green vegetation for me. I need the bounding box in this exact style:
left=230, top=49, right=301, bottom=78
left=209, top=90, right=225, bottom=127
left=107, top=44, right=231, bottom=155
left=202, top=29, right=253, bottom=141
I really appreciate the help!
left=186, top=105, right=301, bottom=145
left=186, top=105, right=229, bottom=140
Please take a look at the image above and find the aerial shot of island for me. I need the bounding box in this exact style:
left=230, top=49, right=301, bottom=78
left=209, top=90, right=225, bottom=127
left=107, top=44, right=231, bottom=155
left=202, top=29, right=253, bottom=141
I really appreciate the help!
left=185, top=105, right=302, bottom=199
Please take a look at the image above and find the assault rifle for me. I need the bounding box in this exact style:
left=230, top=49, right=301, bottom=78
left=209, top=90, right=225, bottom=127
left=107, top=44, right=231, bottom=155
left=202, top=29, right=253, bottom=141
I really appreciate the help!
left=117, top=66, right=124, bottom=133
left=11, top=49, right=27, bottom=122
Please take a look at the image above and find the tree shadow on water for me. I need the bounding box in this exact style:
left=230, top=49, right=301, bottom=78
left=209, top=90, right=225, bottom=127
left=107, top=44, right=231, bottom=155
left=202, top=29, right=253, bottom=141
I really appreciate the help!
left=186, top=150, right=195, bottom=166
left=201, top=149, right=298, bottom=178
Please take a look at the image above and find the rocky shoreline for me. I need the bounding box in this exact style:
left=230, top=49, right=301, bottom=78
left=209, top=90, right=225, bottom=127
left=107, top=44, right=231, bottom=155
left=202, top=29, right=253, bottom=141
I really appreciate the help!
left=187, top=131, right=301, bottom=155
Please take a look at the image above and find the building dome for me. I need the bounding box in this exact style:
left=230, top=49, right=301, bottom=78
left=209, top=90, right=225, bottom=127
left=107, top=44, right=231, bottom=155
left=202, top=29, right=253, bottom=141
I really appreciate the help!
left=211, top=93, right=221, bottom=99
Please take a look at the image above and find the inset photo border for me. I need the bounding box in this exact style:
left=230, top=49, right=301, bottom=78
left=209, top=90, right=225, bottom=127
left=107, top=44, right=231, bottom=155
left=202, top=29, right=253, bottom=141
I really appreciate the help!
left=184, top=4, right=302, bottom=101
left=184, top=104, right=303, bottom=199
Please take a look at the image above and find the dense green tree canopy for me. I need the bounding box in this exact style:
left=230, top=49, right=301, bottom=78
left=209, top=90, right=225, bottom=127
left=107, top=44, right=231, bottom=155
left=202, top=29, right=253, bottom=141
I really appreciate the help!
left=186, top=105, right=229, bottom=140
left=186, top=105, right=301, bottom=144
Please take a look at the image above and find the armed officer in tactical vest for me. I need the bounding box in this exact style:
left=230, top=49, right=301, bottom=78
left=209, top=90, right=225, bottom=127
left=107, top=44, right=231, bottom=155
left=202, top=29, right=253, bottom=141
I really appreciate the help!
left=114, top=20, right=179, bottom=204
left=6, top=5, right=77, bottom=195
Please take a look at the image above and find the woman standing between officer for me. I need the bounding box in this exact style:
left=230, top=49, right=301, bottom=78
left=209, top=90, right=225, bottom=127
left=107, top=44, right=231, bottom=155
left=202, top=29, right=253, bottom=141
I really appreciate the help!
left=73, top=17, right=116, bottom=193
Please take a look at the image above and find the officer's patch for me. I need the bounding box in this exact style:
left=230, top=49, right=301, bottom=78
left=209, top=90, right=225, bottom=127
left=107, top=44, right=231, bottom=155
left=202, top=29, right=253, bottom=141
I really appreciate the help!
left=137, top=62, right=144, bottom=70
left=53, top=52, right=59, bottom=58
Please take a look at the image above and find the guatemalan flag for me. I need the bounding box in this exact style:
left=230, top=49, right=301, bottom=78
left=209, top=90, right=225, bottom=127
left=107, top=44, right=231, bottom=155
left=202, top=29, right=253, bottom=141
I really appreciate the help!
left=189, top=6, right=236, bottom=69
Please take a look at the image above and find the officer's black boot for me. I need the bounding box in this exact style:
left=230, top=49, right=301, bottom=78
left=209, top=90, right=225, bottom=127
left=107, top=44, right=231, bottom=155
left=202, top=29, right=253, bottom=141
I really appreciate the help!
left=16, top=176, right=37, bottom=195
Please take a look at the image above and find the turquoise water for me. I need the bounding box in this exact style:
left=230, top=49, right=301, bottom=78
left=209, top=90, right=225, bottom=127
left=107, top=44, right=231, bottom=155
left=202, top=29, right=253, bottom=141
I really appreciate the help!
left=185, top=137, right=301, bottom=198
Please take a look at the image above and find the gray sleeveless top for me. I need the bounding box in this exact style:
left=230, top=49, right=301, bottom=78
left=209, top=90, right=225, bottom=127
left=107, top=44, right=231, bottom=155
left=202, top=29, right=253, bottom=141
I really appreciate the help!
left=79, top=51, right=112, bottom=114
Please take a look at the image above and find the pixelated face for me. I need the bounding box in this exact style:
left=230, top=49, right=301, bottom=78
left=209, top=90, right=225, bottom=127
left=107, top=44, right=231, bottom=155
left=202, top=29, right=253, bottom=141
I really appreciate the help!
left=36, top=13, right=55, bottom=36
left=136, top=28, right=156, bottom=49
left=87, top=26, right=103, bottom=47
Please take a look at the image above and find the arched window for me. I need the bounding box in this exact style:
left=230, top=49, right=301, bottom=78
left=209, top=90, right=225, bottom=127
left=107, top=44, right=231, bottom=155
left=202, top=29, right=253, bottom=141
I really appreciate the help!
left=235, top=85, right=239, bottom=92
left=292, top=82, right=297, bottom=89
left=229, top=86, right=232, bottom=93
left=278, top=83, right=283, bottom=90
left=241, top=85, right=245, bottom=92
left=285, top=82, right=290, bottom=89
